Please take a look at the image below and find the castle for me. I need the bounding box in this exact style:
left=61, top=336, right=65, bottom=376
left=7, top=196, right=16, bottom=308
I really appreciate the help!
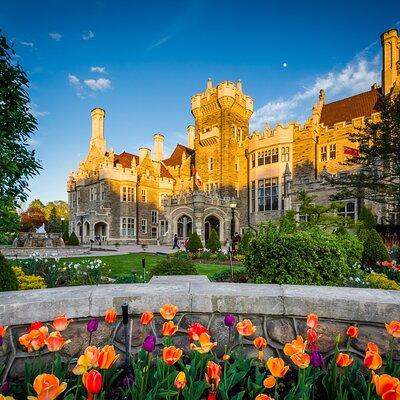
left=67, top=29, right=400, bottom=245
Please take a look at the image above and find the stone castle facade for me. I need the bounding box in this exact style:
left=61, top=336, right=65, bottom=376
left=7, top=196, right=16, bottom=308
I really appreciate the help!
left=67, top=29, right=400, bottom=245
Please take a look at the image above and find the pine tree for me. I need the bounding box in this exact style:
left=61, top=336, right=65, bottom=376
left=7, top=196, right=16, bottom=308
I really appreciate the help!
left=206, top=229, right=221, bottom=253
left=47, top=206, right=61, bottom=233
left=67, top=231, right=80, bottom=246
left=187, top=232, right=203, bottom=253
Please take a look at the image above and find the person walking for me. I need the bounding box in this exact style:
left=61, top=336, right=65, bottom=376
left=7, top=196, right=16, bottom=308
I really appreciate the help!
left=172, top=234, right=180, bottom=250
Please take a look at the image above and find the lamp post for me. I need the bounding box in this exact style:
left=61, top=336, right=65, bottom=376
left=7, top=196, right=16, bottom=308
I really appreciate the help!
left=60, top=217, right=65, bottom=236
left=230, top=201, right=237, bottom=240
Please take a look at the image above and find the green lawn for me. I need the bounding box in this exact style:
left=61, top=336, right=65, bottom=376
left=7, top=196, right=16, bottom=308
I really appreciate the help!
left=60, top=253, right=239, bottom=279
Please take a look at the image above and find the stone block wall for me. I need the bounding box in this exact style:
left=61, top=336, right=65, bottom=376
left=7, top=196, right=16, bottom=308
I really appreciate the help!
left=0, top=277, right=399, bottom=380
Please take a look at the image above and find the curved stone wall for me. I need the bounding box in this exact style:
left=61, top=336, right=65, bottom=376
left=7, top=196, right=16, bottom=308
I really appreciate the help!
left=0, top=276, right=399, bottom=380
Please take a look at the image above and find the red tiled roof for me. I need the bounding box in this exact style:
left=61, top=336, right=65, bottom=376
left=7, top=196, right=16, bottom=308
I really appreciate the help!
left=114, top=152, right=139, bottom=168
left=160, top=164, right=174, bottom=179
left=320, top=88, right=381, bottom=127
left=163, top=144, right=194, bottom=166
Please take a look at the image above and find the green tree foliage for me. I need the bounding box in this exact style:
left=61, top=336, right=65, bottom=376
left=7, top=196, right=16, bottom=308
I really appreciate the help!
left=358, top=206, right=376, bottom=230
left=358, top=228, right=390, bottom=268
left=238, top=229, right=255, bottom=254
left=0, top=253, right=19, bottom=291
left=206, top=228, right=221, bottom=253
left=187, top=232, right=203, bottom=253
left=0, top=205, right=19, bottom=244
left=67, top=231, right=80, bottom=246
left=29, top=199, right=45, bottom=211
left=150, top=258, right=198, bottom=276
left=20, top=206, right=46, bottom=232
left=46, top=206, right=62, bottom=233
left=0, top=33, right=41, bottom=238
left=328, top=95, right=400, bottom=219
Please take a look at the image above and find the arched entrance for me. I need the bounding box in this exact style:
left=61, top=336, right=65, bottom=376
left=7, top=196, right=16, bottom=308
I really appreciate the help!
left=84, top=221, right=90, bottom=242
left=177, top=215, right=192, bottom=239
left=205, top=215, right=220, bottom=242
left=94, top=222, right=108, bottom=242
left=76, top=222, right=82, bottom=243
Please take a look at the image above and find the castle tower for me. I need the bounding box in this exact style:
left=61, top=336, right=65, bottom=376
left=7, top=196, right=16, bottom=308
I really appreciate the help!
left=381, top=29, right=400, bottom=95
left=85, top=108, right=106, bottom=166
left=153, top=133, right=164, bottom=161
left=191, top=78, right=253, bottom=197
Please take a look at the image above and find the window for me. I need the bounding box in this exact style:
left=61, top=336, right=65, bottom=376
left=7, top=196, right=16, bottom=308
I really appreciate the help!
left=251, top=181, right=256, bottom=212
left=141, top=219, right=147, bottom=234
left=338, top=201, right=356, bottom=220
left=208, top=157, right=213, bottom=171
left=90, top=186, right=97, bottom=202
left=265, top=149, right=272, bottom=165
left=141, top=189, right=147, bottom=202
left=121, top=217, right=135, bottom=237
left=329, top=144, right=336, bottom=159
left=121, top=186, right=134, bottom=202
left=321, top=146, right=327, bottom=161
left=160, top=193, right=166, bottom=207
left=100, top=183, right=106, bottom=201
left=281, top=146, right=290, bottom=162
left=258, top=151, right=265, bottom=166
left=151, top=210, right=158, bottom=224
left=238, top=128, right=243, bottom=142
left=251, top=153, right=256, bottom=168
left=271, top=148, right=279, bottom=163
left=258, top=178, right=279, bottom=211
left=77, top=188, right=81, bottom=206
left=151, top=227, right=157, bottom=238
left=70, top=192, right=76, bottom=208
left=231, top=124, right=237, bottom=139
left=160, top=220, right=169, bottom=236
left=236, top=183, right=240, bottom=197
left=235, top=157, right=239, bottom=172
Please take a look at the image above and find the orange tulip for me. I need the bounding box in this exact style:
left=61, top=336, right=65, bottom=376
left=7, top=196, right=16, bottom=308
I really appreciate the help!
left=364, top=351, right=382, bottom=370
left=163, top=346, right=183, bottom=365
left=97, top=345, right=119, bottom=369
left=266, top=357, right=289, bottom=378
left=83, top=369, right=102, bottom=399
left=367, top=342, right=380, bottom=353
left=336, top=352, right=353, bottom=367
left=72, top=346, right=99, bottom=375
left=221, top=354, right=230, bottom=361
left=382, top=390, right=400, bottom=400
left=190, top=332, right=217, bottom=354
left=291, top=352, right=311, bottom=369
left=51, top=314, right=72, bottom=331
left=174, top=371, right=187, bottom=390
left=306, top=313, right=318, bottom=329
left=160, top=304, right=178, bottom=320
left=385, top=321, right=400, bottom=338
left=205, top=360, right=222, bottom=391
left=45, top=331, right=71, bottom=352
left=253, top=336, right=267, bottom=361
left=346, top=326, right=359, bottom=338
left=236, top=319, right=256, bottom=336
left=140, top=311, right=154, bottom=325
left=263, top=375, right=276, bottom=388
left=307, top=329, right=319, bottom=343
left=0, top=325, right=8, bottom=337
left=105, top=309, right=117, bottom=324
left=283, top=336, right=307, bottom=357
left=27, top=373, right=67, bottom=400
left=372, top=373, right=400, bottom=396
left=162, top=321, right=179, bottom=336
left=19, top=326, right=49, bottom=352
left=255, top=394, right=274, bottom=400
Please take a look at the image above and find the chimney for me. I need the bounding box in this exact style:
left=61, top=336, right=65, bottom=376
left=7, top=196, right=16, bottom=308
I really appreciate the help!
left=187, top=125, right=195, bottom=149
left=237, top=79, right=242, bottom=91
left=381, top=29, right=400, bottom=95
left=88, top=108, right=106, bottom=155
left=153, top=133, right=164, bottom=161
left=138, top=147, right=151, bottom=164
left=207, top=77, right=212, bottom=90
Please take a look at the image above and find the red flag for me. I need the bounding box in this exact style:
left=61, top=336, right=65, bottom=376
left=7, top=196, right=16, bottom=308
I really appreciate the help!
left=343, top=146, right=359, bottom=157
left=192, top=166, right=203, bottom=187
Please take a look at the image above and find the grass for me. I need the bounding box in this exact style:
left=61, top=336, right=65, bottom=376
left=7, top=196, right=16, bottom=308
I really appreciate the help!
left=60, top=252, right=240, bottom=279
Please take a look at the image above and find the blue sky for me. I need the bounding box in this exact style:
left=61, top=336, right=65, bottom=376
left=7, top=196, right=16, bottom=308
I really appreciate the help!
left=1, top=0, right=398, bottom=204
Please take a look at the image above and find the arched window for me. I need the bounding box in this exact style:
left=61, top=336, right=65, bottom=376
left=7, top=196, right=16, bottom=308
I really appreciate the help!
left=177, top=215, right=192, bottom=239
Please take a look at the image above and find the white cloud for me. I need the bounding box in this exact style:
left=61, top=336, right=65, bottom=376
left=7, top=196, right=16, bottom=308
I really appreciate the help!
left=150, top=35, right=171, bottom=48
left=82, top=30, right=95, bottom=41
left=26, top=137, right=39, bottom=147
left=68, top=74, right=81, bottom=88
left=28, top=103, right=49, bottom=118
left=90, top=66, right=106, bottom=73
left=20, top=41, right=34, bottom=47
left=250, top=50, right=381, bottom=131
left=49, top=32, right=62, bottom=41
left=84, top=78, right=111, bottom=91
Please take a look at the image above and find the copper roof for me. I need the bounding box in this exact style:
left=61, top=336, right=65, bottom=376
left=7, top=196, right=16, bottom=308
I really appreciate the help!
left=163, top=144, right=195, bottom=166
left=114, top=152, right=139, bottom=168
left=320, top=88, right=381, bottom=127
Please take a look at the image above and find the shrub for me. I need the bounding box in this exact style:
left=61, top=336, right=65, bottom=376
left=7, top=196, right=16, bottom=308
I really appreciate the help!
left=114, top=273, right=134, bottom=284
left=210, top=268, right=248, bottom=283
left=150, top=258, right=198, bottom=276
left=200, top=250, right=211, bottom=260
left=233, top=254, right=245, bottom=262
left=62, top=230, right=69, bottom=244
left=67, top=231, right=80, bottom=246
left=187, top=232, right=203, bottom=254
left=238, top=230, right=254, bottom=255
left=365, top=273, right=400, bottom=290
left=12, top=266, right=46, bottom=290
left=0, top=253, right=19, bottom=291
left=206, top=229, right=221, bottom=253
left=358, top=228, right=390, bottom=268
left=358, top=206, right=376, bottom=230
left=334, top=230, right=364, bottom=269
left=244, top=223, right=354, bottom=286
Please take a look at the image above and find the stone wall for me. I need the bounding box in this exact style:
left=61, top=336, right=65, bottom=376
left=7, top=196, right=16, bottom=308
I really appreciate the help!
left=0, top=246, right=90, bottom=259
left=0, top=276, right=399, bottom=380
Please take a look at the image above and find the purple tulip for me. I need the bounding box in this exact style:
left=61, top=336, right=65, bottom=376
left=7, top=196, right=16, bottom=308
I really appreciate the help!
left=224, top=314, right=236, bottom=327
left=142, top=335, right=156, bottom=352
left=310, top=350, right=324, bottom=368
left=1, top=381, right=11, bottom=395
left=0, top=336, right=3, bottom=346
left=122, top=372, right=134, bottom=388
left=86, top=319, right=99, bottom=333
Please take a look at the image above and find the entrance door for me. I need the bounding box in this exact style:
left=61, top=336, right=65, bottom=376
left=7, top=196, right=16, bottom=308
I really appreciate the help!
left=204, top=216, right=220, bottom=242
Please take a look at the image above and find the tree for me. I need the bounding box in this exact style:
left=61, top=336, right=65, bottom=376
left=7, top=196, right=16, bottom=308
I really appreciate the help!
left=29, top=199, right=45, bottom=211
left=328, top=94, right=400, bottom=220
left=0, top=253, right=19, bottom=291
left=358, top=228, right=390, bottom=269
left=358, top=206, right=376, bottom=230
left=206, top=229, right=221, bottom=253
left=0, top=33, right=41, bottom=238
left=67, top=231, right=80, bottom=246
left=44, top=200, right=69, bottom=220
left=20, top=206, right=46, bottom=232
left=47, top=206, right=61, bottom=233
left=187, top=232, right=203, bottom=253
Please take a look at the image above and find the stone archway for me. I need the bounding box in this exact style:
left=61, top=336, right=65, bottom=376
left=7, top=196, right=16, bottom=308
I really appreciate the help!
left=83, top=221, right=90, bottom=242
left=177, top=215, right=193, bottom=240
left=204, top=215, right=220, bottom=242
left=94, top=221, right=108, bottom=242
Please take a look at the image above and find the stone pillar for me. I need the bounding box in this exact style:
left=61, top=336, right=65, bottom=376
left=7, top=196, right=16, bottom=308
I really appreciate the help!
left=187, top=125, right=195, bottom=149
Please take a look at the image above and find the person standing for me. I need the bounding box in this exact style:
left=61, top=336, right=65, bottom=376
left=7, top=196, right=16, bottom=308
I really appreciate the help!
left=172, top=234, right=180, bottom=250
